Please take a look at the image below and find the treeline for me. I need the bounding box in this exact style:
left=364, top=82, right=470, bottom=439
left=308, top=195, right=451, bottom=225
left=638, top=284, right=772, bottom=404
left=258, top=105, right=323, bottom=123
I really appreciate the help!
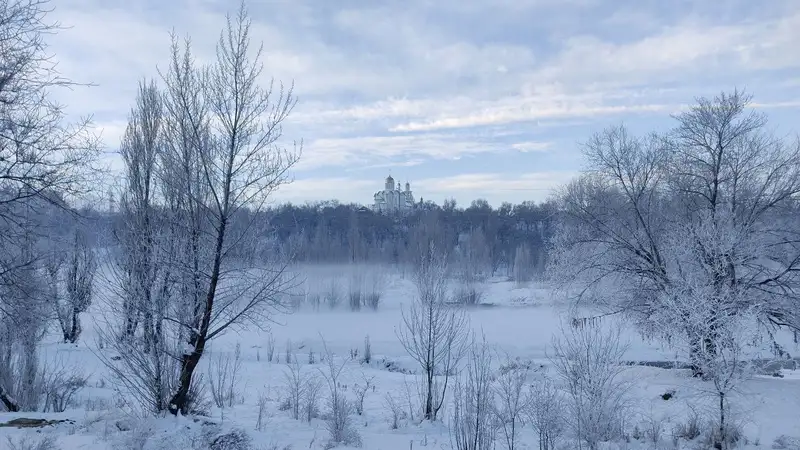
left=266, top=199, right=557, bottom=274
left=89, top=197, right=558, bottom=276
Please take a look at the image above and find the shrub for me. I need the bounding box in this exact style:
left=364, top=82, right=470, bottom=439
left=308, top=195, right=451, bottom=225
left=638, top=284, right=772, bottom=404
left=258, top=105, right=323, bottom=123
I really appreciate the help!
left=353, top=373, right=375, bottom=415
left=364, top=292, right=381, bottom=310
left=319, top=340, right=361, bottom=448
left=453, top=284, right=485, bottom=306
left=383, top=393, right=404, bottom=430
left=205, top=427, right=253, bottom=450
left=324, top=279, right=342, bottom=309
left=451, top=339, right=495, bottom=450
left=266, top=334, right=275, bottom=363
left=348, top=290, right=362, bottom=312
left=208, top=343, right=243, bottom=409
left=5, top=435, right=61, bottom=450
left=672, top=409, right=701, bottom=441
left=528, top=375, right=564, bottom=450
left=550, top=325, right=630, bottom=450
left=362, top=335, right=372, bottom=365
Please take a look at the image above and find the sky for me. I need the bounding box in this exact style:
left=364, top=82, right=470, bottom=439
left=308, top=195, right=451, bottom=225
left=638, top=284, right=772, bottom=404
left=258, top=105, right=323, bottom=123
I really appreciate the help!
left=47, top=0, right=800, bottom=208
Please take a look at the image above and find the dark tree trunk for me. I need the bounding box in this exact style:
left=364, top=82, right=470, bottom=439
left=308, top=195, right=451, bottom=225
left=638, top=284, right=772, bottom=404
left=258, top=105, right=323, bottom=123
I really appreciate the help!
left=167, top=215, right=227, bottom=415
left=0, top=385, right=19, bottom=412
left=67, top=308, right=81, bottom=343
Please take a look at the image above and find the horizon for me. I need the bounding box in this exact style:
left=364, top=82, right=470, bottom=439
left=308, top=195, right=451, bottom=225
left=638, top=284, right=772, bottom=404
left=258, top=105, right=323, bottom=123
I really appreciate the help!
left=49, top=0, right=800, bottom=208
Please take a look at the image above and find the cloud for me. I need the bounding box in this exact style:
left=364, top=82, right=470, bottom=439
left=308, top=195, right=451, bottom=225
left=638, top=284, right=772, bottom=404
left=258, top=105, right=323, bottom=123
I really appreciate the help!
left=33, top=0, right=800, bottom=207
left=272, top=177, right=375, bottom=205
left=295, top=133, right=553, bottom=171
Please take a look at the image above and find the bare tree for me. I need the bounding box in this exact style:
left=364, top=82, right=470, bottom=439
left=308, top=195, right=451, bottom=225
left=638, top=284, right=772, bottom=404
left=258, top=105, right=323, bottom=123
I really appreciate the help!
left=47, top=229, right=95, bottom=343
left=657, top=222, right=767, bottom=449
left=114, top=78, right=165, bottom=346
left=397, top=241, right=469, bottom=421
left=0, top=0, right=99, bottom=323
left=98, top=78, right=179, bottom=415
left=0, top=0, right=99, bottom=210
left=527, top=374, right=564, bottom=450
left=493, top=355, right=531, bottom=450
left=0, top=0, right=99, bottom=413
left=0, top=229, right=52, bottom=412
left=512, top=244, right=533, bottom=286
left=451, top=336, right=495, bottom=450
left=158, top=2, right=300, bottom=415
left=319, top=338, right=361, bottom=448
left=548, top=90, right=800, bottom=372
left=550, top=325, right=630, bottom=450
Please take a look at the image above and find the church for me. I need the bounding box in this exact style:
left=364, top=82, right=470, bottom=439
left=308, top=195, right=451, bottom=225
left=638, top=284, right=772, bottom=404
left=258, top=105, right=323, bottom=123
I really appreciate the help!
left=372, top=175, right=415, bottom=214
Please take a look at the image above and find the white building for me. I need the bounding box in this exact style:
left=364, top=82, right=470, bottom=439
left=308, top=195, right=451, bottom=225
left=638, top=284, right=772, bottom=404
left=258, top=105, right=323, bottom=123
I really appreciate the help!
left=373, top=175, right=415, bottom=214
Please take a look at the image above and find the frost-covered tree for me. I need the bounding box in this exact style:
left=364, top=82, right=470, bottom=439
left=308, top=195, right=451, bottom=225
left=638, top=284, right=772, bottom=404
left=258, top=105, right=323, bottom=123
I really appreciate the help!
left=549, top=90, right=800, bottom=372
left=397, top=241, right=469, bottom=421
left=158, top=3, right=300, bottom=415
left=104, top=2, right=299, bottom=416
left=47, top=230, right=95, bottom=343
left=451, top=337, right=495, bottom=450
left=493, top=355, right=532, bottom=450
left=99, top=79, right=180, bottom=415
left=550, top=325, right=630, bottom=450
left=657, top=221, right=767, bottom=448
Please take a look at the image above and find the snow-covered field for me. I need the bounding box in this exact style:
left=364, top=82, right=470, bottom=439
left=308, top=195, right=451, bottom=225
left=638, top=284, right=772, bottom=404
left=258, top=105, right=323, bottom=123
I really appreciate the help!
left=2, top=264, right=800, bottom=450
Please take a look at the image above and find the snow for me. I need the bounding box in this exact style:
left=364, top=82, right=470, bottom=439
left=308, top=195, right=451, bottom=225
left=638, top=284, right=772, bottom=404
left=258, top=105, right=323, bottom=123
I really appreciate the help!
left=2, top=263, right=800, bottom=450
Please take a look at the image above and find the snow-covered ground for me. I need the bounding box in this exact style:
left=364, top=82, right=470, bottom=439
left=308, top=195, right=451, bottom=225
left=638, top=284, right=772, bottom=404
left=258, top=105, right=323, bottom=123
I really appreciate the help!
left=2, top=263, right=800, bottom=450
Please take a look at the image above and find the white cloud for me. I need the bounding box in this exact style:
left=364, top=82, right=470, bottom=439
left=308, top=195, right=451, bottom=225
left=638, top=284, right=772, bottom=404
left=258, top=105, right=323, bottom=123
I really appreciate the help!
left=272, top=177, right=375, bottom=205
left=33, top=0, right=800, bottom=207
left=295, top=133, right=548, bottom=171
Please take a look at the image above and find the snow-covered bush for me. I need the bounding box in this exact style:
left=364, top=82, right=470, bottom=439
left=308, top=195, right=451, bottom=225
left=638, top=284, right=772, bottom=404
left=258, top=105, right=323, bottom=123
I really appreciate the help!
left=453, top=284, right=485, bottom=306
left=493, top=355, right=532, bottom=450
left=319, top=340, right=361, bottom=448
left=325, top=279, right=343, bottom=309
left=208, top=343, right=243, bottom=409
left=353, top=372, right=376, bottom=415
left=5, top=435, right=60, bottom=450
left=348, top=271, right=364, bottom=311
left=283, top=356, right=308, bottom=420
left=362, top=335, right=372, bottom=364
left=528, top=374, right=564, bottom=450
left=365, top=269, right=387, bottom=311
left=451, top=338, right=495, bottom=450
left=383, top=393, right=405, bottom=430
left=550, top=325, right=630, bottom=450
left=207, top=427, right=252, bottom=450
left=41, top=363, right=88, bottom=413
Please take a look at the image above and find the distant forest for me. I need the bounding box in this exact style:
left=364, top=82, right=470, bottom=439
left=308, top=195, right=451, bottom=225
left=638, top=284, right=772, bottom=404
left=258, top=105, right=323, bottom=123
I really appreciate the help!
left=87, top=197, right=557, bottom=277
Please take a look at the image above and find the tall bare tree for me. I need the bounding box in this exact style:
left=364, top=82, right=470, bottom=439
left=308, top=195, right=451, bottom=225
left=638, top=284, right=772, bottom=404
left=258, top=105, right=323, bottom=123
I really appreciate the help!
left=397, top=240, right=469, bottom=421
left=549, top=90, right=800, bottom=373
left=159, top=3, right=300, bottom=415
left=115, top=79, right=164, bottom=345
left=46, top=228, right=95, bottom=343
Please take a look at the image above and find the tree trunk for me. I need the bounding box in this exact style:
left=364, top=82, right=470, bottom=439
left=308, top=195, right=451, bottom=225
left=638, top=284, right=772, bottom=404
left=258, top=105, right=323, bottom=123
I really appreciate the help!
left=425, top=369, right=434, bottom=420
left=717, top=392, right=725, bottom=450
left=167, top=215, right=227, bottom=415
left=67, top=307, right=80, bottom=343
left=0, top=385, right=19, bottom=412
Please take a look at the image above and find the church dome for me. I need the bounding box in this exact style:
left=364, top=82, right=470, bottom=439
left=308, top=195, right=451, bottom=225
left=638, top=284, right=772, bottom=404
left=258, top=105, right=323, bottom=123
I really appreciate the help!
left=385, top=175, right=394, bottom=184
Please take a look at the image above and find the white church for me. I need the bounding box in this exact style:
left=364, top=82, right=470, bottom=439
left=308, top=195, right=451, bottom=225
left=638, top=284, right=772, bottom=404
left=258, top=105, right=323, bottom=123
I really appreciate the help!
left=372, top=175, right=415, bottom=214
